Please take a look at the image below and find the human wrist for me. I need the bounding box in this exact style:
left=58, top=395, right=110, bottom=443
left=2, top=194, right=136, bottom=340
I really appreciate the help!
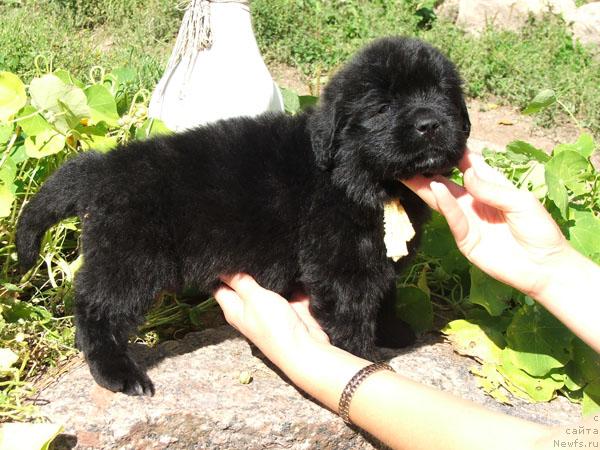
left=532, top=244, right=595, bottom=304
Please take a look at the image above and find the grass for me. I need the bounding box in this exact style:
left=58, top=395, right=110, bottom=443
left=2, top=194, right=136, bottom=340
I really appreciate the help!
left=0, top=0, right=599, bottom=422
left=252, top=0, right=600, bottom=134
left=0, top=0, right=181, bottom=91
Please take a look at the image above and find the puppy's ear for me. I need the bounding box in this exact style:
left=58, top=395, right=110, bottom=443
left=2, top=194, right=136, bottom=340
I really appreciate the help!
left=308, top=99, right=342, bottom=170
left=460, top=96, right=471, bottom=138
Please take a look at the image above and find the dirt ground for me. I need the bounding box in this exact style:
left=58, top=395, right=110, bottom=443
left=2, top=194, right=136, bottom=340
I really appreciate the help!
left=269, top=63, right=585, bottom=154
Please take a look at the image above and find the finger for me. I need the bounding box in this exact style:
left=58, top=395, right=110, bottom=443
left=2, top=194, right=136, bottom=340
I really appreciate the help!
left=466, top=152, right=513, bottom=187
left=289, top=298, right=324, bottom=331
left=220, top=273, right=267, bottom=302
left=463, top=167, right=534, bottom=213
left=401, top=175, right=440, bottom=211
left=213, top=285, right=243, bottom=328
left=430, top=181, right=470, bottom=245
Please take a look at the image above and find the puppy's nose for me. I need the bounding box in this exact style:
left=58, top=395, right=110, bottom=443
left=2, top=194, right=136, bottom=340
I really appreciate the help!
left=415, top=117, right=440, bottom=136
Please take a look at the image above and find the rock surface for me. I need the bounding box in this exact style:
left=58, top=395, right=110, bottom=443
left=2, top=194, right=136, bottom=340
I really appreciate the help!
left=437, top=0, right=576, bottom=34
left=39, top=325, right=580, bottom=449
left=567, top=2, right=600, bottom=52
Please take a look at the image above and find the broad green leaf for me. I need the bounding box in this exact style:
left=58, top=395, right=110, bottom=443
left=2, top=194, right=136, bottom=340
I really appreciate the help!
left=29, top=74, right=90, bottom=133
left=582, top=381, right=600, bottom=415
left=522, top=89, right=556, bottom=115
left=25, top=129, right=66, bottom=158
left=569, top=212, right=600, bottom=259
left=505, top=305, right=573, bottom=376
left=0, top=72, right=26, bottom=122
left=0, top=422, right=63, bottom=450
left=10, top=144, right=27, bottom=164
left=84, top=134, right=118, bottom=153
left=442, top=319, right=503, bottom=364
left=299, top=95, right=318, bottom=111
left=135, top=118, right=171, bottom=140
left=471, top=362, right=512, bottom=404
left=0, top=184, right=15, bottom=217
left=468, top=266, right=513, bottom=316
left=395, top=286, right=433, bottom=333
left=85, top=84, right=119, bottom=126
left=110, top=67, right=136, bottom=86
left=420, top=212, right=470, bottom=275
left=0, top=123, right=13, bottom=143
left=0, top=157, right=16, bottom=186
left=17, top=105, right=51, bottom=137
left=506, top=140, right=550, bottom=163
left=572, top=338, right=600, bottom=383
left=0, top=348, right=18, bottom=371
left=497, top=355, right=564, bottom=401
left=545, top=150, right=590, bottom=219
left=563, top=361, right=586, bottom=392
left=3, top=301, right=52, bottom=323
left=280, top=87, right=300, bottom=114
left=553, top=134, right=596, bottom=159
left=54, top=69, right=84, bottom=88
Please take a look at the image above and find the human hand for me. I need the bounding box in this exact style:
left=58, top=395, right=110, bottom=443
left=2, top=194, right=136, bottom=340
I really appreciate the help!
left=402, top=151, right=571, bottom=299
left=214, top=274, right=330, bottom=369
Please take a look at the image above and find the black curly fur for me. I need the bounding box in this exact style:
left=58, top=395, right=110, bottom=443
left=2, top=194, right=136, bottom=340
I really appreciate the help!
left=16, top=37, right=470, bottom=396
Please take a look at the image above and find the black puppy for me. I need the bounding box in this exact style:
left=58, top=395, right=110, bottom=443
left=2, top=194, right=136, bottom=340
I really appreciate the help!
left=17, top=37, right=470, bottom=396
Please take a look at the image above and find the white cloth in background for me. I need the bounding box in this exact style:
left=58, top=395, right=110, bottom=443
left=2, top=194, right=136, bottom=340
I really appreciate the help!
left=149, top=0, right=284, bottom=131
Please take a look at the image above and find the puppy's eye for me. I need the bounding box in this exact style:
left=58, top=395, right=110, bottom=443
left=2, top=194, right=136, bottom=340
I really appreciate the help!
left=377, top=104, right=391, bottom=115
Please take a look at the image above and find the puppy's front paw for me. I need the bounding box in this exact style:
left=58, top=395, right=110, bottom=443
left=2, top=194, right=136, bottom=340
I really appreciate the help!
left=87, top=353, right=155, bottom=396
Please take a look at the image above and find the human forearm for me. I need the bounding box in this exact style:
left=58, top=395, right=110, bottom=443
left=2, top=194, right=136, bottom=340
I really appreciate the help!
left=533, top=246, right=600, bottom=353
left=274, top=340, right=548, bottom=450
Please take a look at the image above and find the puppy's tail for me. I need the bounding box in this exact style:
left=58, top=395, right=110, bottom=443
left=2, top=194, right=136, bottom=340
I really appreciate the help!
left=16, top=151, right=103, bottom=271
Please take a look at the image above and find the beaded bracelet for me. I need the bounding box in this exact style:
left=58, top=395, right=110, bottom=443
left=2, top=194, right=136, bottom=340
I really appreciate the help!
left=338, top=362, right=394, bottom=424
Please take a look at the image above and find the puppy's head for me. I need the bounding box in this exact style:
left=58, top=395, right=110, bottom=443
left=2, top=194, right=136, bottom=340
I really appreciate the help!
left=310, top=37, right=470, bottom=183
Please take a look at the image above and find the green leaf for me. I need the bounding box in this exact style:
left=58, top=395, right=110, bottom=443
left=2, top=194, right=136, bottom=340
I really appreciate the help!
left=135, top=118, right=171, bottom=140
left=299, top=95, right=318, bottom=111
left=0, top=184, right=15, bottom=217
left=84, top=134, right=118, bottom=153
left=53, top=69, right=84, bottom=88
left=506, top=140, right=550, bottom=163
left=84, top=84, right=119, bottom=126
left=17, top=105, right=51, bottom=137
left=0, top=422, right=63, bottom=450
left=468, top=266, right=513, bottom=316
left=110, top=67, right=136, bottom=86
left=582, top=381, right=600, bottom=415
left=544, top=150, right=590, bottom=219
left=395, top=286, right=433, bottom=333
left=0, top=123, right=13, bottom=143
left=497, top=355, right=564, bottom=402
left=0, top=72, right=26, bottom=122
left=522, top=89, right=556, bottom=115
left=553, top=134, right=596, bottom=159
left=0, top=157, right=17, bottom=186
left=280, top=87, right=300, bottom=114
left=29, top=74, right=90, bottom=133
left=569, top=212, right=600, bottom=259
left=3, top=301, right=52, bottom=323
left=420, top=212, right=470, bottom=275
left=505, top=305, right=573, bottom=377
left=572, top=338, right=600, bottom=383
left=471, top=362, right=512, bottom=404
left=442, top=319, right=504, bottom=364
left=24, top=129, right=66, bottom=158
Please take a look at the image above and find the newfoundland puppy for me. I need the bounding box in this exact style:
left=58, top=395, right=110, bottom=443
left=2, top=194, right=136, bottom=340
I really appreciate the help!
left=17, top=37, right=470, bottom=396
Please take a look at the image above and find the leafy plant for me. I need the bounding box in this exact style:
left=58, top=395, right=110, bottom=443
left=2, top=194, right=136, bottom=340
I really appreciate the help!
left=0, top=65, right=170, bottom=420
left=441, top=126, right=600, bottom=414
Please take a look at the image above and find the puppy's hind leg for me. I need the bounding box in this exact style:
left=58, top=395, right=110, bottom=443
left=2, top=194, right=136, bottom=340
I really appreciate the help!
left=74, top=268, right=156, bottom=396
